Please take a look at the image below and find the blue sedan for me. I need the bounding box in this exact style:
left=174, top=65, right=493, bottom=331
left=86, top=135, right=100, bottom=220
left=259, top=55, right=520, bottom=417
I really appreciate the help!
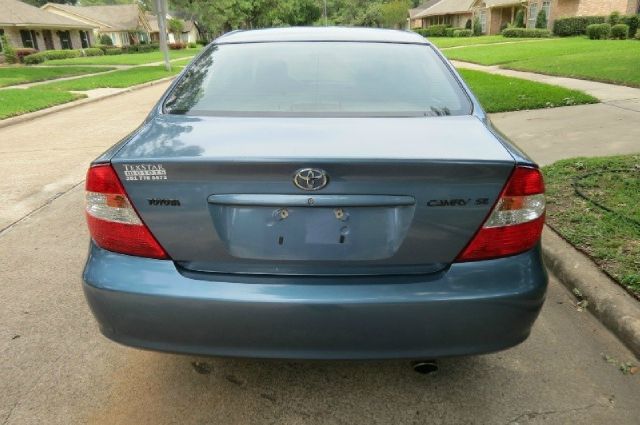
left=82, top=27, right=547, bottom=360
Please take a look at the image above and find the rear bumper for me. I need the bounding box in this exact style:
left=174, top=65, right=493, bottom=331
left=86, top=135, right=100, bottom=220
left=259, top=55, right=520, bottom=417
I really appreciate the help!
left=83, top=242, right=548, bottom=359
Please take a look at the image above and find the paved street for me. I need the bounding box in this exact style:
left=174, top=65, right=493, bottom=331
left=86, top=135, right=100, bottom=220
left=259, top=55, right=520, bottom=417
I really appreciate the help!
left=1, top=84, right=639, bottom=424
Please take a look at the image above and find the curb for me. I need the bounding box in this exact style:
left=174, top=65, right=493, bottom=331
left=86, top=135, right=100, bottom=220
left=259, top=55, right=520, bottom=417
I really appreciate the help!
left=0, top=76, right=175, bottom=130
left=542, top=226, right=640, bottom=359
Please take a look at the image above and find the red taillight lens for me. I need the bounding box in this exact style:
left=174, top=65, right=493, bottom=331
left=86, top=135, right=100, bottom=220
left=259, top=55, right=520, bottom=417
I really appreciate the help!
left=85, top=164, right=168, bottom=259
left=455, top=166, right=545, bottom=262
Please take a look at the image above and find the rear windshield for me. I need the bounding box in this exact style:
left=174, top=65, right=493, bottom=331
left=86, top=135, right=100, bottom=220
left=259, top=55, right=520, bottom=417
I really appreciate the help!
left=164, top=42, right=472, bottom=117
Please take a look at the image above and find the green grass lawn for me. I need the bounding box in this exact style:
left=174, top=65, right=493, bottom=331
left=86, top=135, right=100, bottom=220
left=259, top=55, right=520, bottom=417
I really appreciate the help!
left=0, top=66, right=114, bottom=88
left=445, top=37, right=640, bottom=87
left=44, top=65, right=181, bottom=91
left=430, top=35, right=553, bottom=49
left=459, top=69, right=597, bottom=113
left=544, top=155, right=640, bottom=297
left=0, top=88, right=84, bottom=119
left=45, top=48, right=201, bottom=66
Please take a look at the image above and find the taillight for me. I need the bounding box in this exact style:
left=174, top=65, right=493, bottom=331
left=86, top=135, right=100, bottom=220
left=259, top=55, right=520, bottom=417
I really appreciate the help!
left=455, top=166, right=545, bottom=262
left=85, top=164, right=168, bottom=259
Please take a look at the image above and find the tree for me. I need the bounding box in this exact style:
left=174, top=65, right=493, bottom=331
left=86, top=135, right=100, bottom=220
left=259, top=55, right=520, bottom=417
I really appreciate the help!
left=473, top=15, right=482, bottom=35
left=535, top=9, right=547, bottom=29
left=99, top=34, right=114, bottom=45
left=380, top=0, right=411, bottom=29
left=80, top=0, right=140, bottom=5
left=1, top=35, right=17, bottom=64
left=168, top=18, right=185, bottom=35
left=514, top=9, right=525, bottom=28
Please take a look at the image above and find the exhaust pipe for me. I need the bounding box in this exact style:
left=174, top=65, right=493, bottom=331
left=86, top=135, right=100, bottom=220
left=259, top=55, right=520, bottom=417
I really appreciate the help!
left=412, top=360, right=438, bottom=374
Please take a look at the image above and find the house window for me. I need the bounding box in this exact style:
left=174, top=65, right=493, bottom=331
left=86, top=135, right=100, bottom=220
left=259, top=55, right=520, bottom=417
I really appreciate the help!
left=20, top=30, right=39, bottom=49
left=480, top=10, right=487, bottom=33
left=527, top=2, right=538, bottom=28
left=58, top=31, right=72, bottom=49
left=80, top=30, right=90, bottom=48
left=542, top=0, right=551, bottom=26
left=0, top=29, right=4, bottom=52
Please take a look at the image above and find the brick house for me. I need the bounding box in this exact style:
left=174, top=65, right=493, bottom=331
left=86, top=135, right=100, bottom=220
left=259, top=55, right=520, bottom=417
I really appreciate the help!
left=41, top=3, right=152, bottom=47
left=411, top=0, right=639, bottom=32
left=0, top=0, right=96, bottom=54
left=525, top=0, right=639, bottom=29
left=411, top=0, right=475, bottom=29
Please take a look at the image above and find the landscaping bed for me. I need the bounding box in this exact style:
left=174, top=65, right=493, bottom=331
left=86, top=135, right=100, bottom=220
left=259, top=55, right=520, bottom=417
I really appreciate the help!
left=543, top=155, right=640, bottom=297
left=0, top=66, right=114, bottom=88
left=459, top=69, right=597, bottom=113
left=445, top=37, right=640, bottom=87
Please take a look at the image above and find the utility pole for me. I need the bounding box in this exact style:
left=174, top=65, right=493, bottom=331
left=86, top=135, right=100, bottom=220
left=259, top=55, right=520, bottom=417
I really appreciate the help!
left=155, top=0, right=171, bottom=71
left=323, top=0, right=328, bottom=26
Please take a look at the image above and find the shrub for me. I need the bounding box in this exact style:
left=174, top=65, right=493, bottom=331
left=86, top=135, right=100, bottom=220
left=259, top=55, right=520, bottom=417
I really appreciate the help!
left=24, top=49, right=82, bottom=64
left=636, top=30, right=640, bottom=39
left=14, top=48, right=37, bottom=62
left=168, top=42, right=186, bottom=50
left=501, top=28, right=551, bottom=38
left=196, top=39, right=208, bottom=46
left=514, top=9, right=525, bottom=28
left=105, top=48, right=123, bottom=55
left=121, top=44, right=158, bottom=53
left=553, top=16, right=605, bottom=36
left=472, top=16, right=482, bottom=36
left=586, top=23, right=611, bottom=39
left=187, top=42, right=197, bottom=48
left=413, top=25, right=448, bottom=37
left=1, top=35, right=17, bottom=64
left=453, top=29, right=473, bottom=37
left=608, top=11, right=621, bottom=25
left=622, top=15, right=639, bottom=37
left=99, top=34, right=113, bottom=46
left=80, top=47, right=104, bottom=57
left=611, top=23, right=629, bottom=39
left=465, top=19, right=472, bottom=29
left=445, top=27, right=464, bottom=37
left=535, top=9, right=547, bottom=29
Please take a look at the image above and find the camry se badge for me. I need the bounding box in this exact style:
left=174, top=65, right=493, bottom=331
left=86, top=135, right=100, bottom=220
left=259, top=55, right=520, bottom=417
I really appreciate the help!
left=293, top=168, right=328, bottom=191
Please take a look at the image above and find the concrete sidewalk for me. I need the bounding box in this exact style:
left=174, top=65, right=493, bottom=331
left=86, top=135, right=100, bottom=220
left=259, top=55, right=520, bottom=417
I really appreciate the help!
left=451, top=60, right=640, bottom=165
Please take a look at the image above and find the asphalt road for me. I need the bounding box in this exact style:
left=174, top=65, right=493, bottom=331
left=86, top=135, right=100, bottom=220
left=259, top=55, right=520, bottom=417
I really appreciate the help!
left=1, top=84, right=639, bottom=425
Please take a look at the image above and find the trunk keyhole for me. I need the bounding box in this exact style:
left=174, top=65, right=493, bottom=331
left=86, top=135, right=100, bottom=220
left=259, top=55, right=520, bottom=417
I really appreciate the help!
left=278, top=236, right=284, bottom=245
left=339, top=235, right=345, bottom=244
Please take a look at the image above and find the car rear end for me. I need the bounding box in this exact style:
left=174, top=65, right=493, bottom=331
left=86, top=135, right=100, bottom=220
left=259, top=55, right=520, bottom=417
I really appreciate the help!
left=82, top=28, right=547, bottom=359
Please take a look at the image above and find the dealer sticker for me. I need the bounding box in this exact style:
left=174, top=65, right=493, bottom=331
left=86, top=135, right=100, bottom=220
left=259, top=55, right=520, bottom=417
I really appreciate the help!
left=123, top=164, right=167, bottom=182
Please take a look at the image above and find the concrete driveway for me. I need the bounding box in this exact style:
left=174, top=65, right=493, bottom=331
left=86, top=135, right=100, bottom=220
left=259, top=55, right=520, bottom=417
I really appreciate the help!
left=1, top=85, right=639, bottom=425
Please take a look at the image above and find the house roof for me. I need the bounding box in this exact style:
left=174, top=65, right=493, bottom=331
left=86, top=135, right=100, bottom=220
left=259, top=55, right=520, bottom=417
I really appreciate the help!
left=0, top=0, right=95, bottom=28
left=41, top=3, right=149, bottom=32
left=483, top=0, right=525, bottom=7
left=145, top=14, right=197, bottom=34
left=409, top=0, right=442, bottom=19
left=414, top=0, right=475, bottom=18
left=146, top=12, right=159, bottom=32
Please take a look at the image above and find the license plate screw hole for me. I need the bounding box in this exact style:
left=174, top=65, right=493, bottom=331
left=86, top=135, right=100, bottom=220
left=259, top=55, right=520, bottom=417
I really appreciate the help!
left=277, top=208, right=289, bottom=220
left=334, top=208, right=345, bottom=220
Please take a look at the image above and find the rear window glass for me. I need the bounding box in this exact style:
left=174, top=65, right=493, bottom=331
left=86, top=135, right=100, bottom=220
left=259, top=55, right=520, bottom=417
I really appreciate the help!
left=164, top=42, right=472, bottom=117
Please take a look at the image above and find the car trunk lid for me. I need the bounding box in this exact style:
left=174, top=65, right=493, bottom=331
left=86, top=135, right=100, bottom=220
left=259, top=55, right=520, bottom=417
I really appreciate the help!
left=112, top=114, right=515, bottom=275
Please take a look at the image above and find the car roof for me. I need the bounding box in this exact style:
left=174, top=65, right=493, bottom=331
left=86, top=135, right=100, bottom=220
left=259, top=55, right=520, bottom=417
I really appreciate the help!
left=215, top=27, right=429, bottom=45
